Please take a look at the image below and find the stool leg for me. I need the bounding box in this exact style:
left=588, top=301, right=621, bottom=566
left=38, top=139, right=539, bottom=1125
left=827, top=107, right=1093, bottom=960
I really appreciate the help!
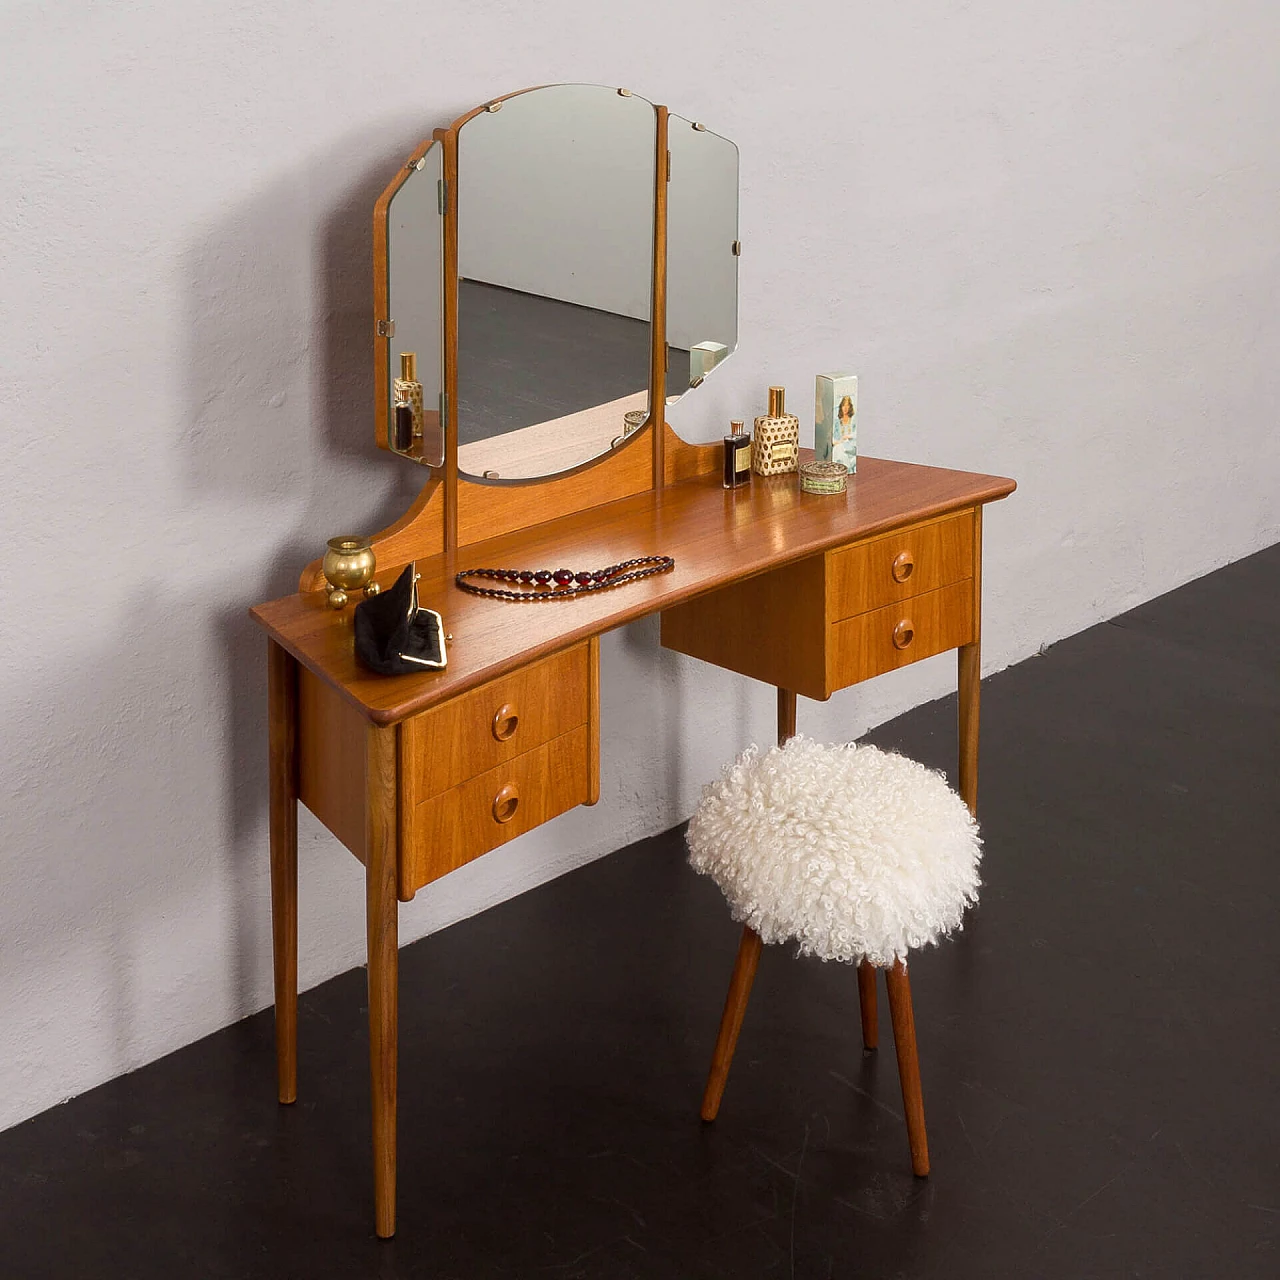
left=700, top=926, right=764, bottom=1121
left=884, top=959, right=930, bottom=1176
left=857, top=961, right=878, bottom=1050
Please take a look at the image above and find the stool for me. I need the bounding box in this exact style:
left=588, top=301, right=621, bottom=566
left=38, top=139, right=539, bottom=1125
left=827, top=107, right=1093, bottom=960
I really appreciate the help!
left=687, top=707, right=981, bottom=1177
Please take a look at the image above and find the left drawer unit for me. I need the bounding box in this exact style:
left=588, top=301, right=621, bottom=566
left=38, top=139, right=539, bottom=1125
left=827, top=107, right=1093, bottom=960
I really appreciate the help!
left=294, top=640, right=600, bottom=902
left=399, top=642, right=598, bottom=896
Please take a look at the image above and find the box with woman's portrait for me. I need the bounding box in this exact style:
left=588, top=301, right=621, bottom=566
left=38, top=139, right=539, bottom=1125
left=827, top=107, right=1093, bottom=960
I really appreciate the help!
left=815, top=372, right=857, bottom=473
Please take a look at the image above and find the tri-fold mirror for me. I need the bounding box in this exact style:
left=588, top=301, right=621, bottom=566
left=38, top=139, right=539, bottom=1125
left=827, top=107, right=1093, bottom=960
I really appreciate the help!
left=375, top=85, right=739, bottom=483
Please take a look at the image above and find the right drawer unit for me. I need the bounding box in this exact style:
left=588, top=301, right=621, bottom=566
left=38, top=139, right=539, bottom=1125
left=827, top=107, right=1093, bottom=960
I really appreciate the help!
left=659, top=507, right=977, bottom=701
left=823, top=509, right=976, bottom=692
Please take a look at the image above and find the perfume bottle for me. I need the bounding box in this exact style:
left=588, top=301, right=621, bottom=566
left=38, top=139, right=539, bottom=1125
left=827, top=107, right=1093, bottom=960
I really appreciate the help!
left=752, top=385, right=800, bottom=476
left=393, top=352, right=424, bottom=440
left=392, top=390, right=414, bottom=452
left=722, top=419, right=752, bottom=488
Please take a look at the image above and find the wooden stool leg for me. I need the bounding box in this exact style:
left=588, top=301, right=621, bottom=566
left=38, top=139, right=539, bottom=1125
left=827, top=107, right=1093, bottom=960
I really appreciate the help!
left=366, top=724, right=399, bottom=1238
left=267, top=641, right=298, bottom=1106
left=857, top=961, right=878, bottom=1050
left=884, top=959, right=930, bottom=1176
left=701, top=926, right=764, bottom=1121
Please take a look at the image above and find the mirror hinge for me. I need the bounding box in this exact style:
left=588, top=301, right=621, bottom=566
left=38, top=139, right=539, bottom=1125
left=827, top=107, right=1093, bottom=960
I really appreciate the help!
left=665, top=150, right=671, bottom=182
left=438, top=178, right=447, bottom=214
left=376, top=319, right=395, bottom=337
left=440, top=390, right=448, bottom=424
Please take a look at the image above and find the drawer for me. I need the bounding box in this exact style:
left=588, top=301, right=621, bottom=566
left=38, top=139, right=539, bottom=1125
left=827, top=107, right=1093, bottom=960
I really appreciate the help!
left=400, top=724, right=591, bottom=896
left=827, top=511, right=974, bottom=620
left=829, top=580, right=975, bottom=689
left=401, top=642, right=591, bottom=805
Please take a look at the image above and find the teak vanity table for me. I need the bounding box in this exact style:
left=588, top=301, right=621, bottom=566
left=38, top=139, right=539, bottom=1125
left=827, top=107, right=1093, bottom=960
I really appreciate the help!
left=249, top=85, right=1015, bottom=1237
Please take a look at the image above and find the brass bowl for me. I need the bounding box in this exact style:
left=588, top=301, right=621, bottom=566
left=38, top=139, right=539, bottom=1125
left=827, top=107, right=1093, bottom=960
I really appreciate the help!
left=323, top=536, right=377, bottom=608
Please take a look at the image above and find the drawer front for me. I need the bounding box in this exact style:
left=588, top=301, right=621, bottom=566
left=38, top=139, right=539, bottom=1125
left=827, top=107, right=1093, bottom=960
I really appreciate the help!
left=400, top=724, right=590, bottom=895
left=827, top=511, right=974, bottom=621
left=402, top=643, right=590, bottom=804
left=829, top=580, right=974, bottom=690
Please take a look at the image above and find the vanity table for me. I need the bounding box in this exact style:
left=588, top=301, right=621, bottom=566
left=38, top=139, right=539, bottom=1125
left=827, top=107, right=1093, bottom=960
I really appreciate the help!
left=249, top=84, right=1014, bottom=1237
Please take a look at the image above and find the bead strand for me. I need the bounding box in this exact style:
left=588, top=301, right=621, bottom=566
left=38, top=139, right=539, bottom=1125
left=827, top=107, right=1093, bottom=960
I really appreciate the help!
left=455, top=555, right=674, bottom=601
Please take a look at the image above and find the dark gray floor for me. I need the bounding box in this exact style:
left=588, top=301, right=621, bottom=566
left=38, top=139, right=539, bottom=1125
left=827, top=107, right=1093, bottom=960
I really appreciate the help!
left=456, top=280, right=691, bottom=445
left=1, top=545, right=1277, bottom=1278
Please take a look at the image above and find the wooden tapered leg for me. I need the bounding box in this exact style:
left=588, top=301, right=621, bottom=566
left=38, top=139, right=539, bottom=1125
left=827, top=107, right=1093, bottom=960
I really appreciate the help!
left=365, top=723, right=399, bottom=1238
left=884, top=959, right=929, bottom=1176
left=958, top=506, right=982, bottom=817
left=777, top=687, right=797, bottom=745
left=958, top=642, right=980, bottom=817
left=267, top=640, right=299, bottom=1106
left=857, top=961, right=879, bottom=1050
left=700, top=926, right=764, bottom=1121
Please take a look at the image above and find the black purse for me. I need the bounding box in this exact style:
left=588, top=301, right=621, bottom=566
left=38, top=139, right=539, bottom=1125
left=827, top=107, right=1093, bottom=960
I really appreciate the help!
left=353, top=562, right=448, bottom=675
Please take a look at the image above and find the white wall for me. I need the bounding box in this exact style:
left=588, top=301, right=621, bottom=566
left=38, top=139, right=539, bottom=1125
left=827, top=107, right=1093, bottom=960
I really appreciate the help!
left=1, top=0, right=1277, bottom=1133
left=458, top=84, right=655, bottom=318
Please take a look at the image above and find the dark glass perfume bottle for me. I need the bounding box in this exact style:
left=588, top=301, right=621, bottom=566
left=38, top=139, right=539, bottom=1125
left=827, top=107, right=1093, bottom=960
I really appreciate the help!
left=722, top=419, right=752, bottom=489
left=393, top=392, right=414, bottom=452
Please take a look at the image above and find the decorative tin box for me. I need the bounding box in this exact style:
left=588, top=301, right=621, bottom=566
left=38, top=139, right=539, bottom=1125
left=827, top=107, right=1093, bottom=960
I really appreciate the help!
left=815, top=372, right=857, bottom=473
left=752, top=385, right=800, bottom=476
left=799, top=459, right=848, bottom=494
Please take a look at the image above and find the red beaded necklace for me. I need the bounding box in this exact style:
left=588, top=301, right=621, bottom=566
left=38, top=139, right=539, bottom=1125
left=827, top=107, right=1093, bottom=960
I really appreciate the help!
left=455, top=555, right=675, bottom=601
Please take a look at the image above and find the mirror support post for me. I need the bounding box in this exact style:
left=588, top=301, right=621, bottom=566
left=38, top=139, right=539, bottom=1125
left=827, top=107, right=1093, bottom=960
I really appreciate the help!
left=649, top=105, right=669, bottom=491
left=440, top=126, right=460, bottom=551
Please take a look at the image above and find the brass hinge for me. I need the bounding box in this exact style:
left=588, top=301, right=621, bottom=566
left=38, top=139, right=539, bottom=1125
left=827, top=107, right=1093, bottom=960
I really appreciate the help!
left=440, top=390, right=448, bottom=425
left=732, top=240, right=742, bottom=256
left=666, top=149, right=671, bottom=182
left=376, top=319, right=395, bottom=337
left=438, top=178, right=447, bottom=215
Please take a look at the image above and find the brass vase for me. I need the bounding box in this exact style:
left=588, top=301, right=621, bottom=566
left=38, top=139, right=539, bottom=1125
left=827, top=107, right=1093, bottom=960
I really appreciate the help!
left=322, top=536, right=379, bottom=609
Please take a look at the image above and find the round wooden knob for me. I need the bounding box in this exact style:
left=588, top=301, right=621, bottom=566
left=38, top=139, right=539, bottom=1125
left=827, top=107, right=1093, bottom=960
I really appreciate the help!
left=892, top=619, right=915, bottom=650
left=891, top=551, right=915, bottom=583
left=492, top=783, right=520, bottom=824
left=491, top=703, right=519, bottom=742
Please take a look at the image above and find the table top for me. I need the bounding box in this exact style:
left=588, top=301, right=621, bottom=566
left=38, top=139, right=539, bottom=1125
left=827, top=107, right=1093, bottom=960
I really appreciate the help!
left=250, top=456, right=1016, bottom=726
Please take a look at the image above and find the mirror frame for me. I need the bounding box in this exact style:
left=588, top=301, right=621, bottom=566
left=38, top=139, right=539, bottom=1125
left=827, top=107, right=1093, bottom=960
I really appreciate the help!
left=368, top=86, right=734, bottom=555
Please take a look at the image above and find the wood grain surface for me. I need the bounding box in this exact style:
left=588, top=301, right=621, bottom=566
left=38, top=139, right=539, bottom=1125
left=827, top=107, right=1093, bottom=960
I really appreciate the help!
left=297, top=666, right=369, bottom=860
left=827, top=579, right=975, bottom=690
left=267, top=641, right=299, bottom=1105
left=251, top=456, right=1015, bottom=727
left=958, top=506, right=983, bottom=816
left=364, top=722, right=399, bottom=1236
left=399, top=724, right=591, bottom=896
left=826, top=509, right=974, bottom=620
left=400, top=642, right=589, bottom=803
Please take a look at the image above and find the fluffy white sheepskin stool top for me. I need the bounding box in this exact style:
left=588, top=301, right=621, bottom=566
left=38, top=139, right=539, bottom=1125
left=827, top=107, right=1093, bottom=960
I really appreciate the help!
left=688, top=735, right=982, bottom=1177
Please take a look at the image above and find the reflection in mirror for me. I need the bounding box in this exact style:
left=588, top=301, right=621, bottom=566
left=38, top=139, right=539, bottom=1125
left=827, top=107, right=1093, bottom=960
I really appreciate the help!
left=456, top=85, right=656, bottom=481
left=387, top=142, right=445, bottom=466
left=665, top=117, right=739, bottom=404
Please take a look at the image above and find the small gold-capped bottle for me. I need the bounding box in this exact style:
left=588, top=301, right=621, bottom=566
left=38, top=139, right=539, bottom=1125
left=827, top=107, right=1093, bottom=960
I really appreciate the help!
left=393, top=352, right=424, bottom=440
left=722, top=419, right=752, bottom=488
left=752, top=385, right=800, bottom=476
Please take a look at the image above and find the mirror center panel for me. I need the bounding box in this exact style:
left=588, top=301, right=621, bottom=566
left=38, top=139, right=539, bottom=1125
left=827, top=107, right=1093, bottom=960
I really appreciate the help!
left=456, top=85, right=657, bottom=481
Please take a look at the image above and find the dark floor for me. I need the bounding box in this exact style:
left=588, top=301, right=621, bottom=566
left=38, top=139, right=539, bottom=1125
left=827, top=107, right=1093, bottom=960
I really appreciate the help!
left=2, top=546, right=1278, bottom=1278
left=456, top=279, right=691, bottom=445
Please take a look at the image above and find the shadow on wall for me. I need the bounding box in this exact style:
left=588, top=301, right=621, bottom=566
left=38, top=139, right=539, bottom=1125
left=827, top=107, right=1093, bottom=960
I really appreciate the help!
left=181, top=117, right=447, bottom=1033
